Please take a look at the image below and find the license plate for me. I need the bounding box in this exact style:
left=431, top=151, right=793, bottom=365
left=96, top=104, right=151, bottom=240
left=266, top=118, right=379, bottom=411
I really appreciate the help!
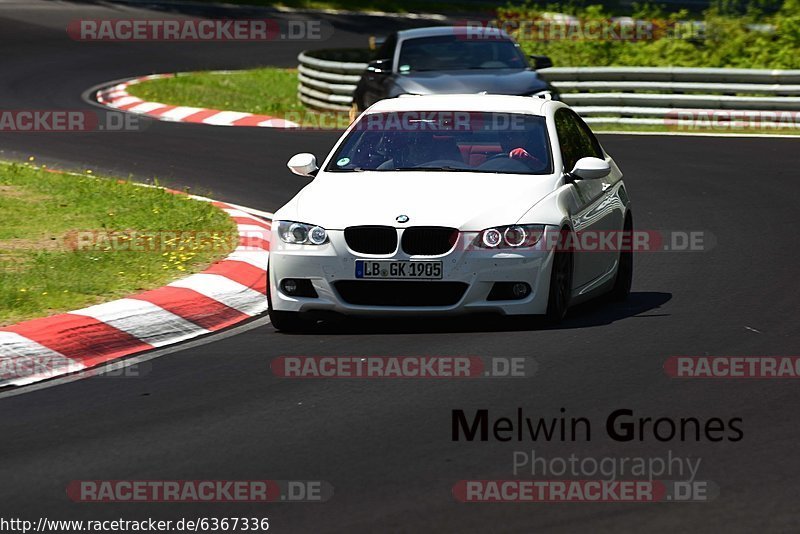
left=355, top=260, right=442, bottom=280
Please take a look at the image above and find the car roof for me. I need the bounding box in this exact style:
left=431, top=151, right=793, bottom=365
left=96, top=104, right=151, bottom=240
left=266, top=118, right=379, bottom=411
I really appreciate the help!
left=364, top=94, right=550, bottom=116
left=396, top=25, right=513, bottom=41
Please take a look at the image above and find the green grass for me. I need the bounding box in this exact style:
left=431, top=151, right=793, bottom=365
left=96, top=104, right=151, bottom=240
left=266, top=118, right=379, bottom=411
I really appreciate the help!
left=129, top=69, right=304, bottom=117
left=126, top=69, right=354, bottom=128
left=0, top=161, right=237, bottom=326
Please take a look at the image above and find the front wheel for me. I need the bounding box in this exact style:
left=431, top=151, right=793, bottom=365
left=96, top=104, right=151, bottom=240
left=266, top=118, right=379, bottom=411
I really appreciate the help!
left=609, top=214, right=633, bottom=301
left=267, top=271, right=311, bottom=333
left=544, top=229, right=573, bottom=324
left=268, top=309, right=310, bottom=333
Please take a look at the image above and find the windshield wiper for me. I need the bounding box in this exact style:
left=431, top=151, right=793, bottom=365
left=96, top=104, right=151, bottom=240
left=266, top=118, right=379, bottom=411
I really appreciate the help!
left=387, top=166, right=467, bottom=172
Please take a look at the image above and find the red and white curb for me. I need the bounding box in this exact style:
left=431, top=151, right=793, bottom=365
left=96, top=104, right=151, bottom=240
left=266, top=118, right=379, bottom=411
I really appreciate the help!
left=0, top=196, right=271, bottom=388
left=95, top=74, right=299, bottom=128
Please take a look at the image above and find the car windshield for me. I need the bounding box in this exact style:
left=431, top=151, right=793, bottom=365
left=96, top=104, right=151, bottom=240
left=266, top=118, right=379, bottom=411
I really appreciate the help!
left=325, top=111, right=552, bottom=175
left=397, top=35, right=527, bottom=72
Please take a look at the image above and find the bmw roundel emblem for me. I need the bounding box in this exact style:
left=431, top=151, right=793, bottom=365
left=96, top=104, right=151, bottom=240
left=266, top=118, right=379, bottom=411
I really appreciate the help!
left=396, top=215, right=410, bottom=223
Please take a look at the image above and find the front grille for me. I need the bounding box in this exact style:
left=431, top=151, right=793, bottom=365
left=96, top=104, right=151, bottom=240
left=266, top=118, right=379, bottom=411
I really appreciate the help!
left=334, top=281, right=468, bottom=307
left=344, top=226, right=397, bottom=255
left=401, top=227, right=459, bottom=256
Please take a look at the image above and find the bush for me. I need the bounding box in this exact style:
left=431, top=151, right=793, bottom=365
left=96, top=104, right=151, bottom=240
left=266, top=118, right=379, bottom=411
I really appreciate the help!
left=497, top=0, right=800, bottom=68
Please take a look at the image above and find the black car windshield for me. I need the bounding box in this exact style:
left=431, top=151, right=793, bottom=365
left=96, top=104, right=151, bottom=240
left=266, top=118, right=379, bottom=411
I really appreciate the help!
left=397, top=35, right=527, bottom=72
left=325, top=111, right=552, bottom=175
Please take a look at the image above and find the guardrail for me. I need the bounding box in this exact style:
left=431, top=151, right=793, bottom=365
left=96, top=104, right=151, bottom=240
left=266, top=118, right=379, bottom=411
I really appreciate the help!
left=544, top=66, right=800, bottom=125
left=297, top=50, right=368, bottom=111
left=298, top=51, right=800, bottom=124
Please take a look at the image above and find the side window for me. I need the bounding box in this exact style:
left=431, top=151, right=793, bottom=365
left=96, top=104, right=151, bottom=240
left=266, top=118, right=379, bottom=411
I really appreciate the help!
left=571, top=111, right=604, bottom=159
left=555, top=108, right=603, bottom=172
left=554, top=108, right=579, bottom=171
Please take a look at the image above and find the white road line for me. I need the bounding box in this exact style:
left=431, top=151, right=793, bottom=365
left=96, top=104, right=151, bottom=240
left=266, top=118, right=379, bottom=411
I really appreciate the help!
left=158, top=106, right=205, bottom=121
left=223, top=208, right=262, bottom=219
left=225, top=203, right=275, bottom=219
left=226, top=248, right=270, bottom=270
left=168, top=274, right=268, bottom=315
left=127, top=101, right=170, bottom=114
left=238, top=224, right=272, bottom=235
left=202, top=111, right=252, bottom=125
left=71, top=299, right=210, bottom=347
left=257, top=118, right=299, bottom=128
left=0, top=332, right=84, bottom=387
left=107, top=96, right=142, bottom=108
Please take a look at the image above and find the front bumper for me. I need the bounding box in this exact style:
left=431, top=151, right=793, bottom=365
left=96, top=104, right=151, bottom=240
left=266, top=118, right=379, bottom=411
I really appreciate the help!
left=268, top=228, right=557, bottom=316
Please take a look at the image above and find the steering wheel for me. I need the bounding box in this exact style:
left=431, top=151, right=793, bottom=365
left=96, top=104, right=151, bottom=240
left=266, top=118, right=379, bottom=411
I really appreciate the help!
left=484, top=152, right=510, bottom=162
left=483, top=151, right=544, bottom=171
left=476, top=155, right=532, bottom=173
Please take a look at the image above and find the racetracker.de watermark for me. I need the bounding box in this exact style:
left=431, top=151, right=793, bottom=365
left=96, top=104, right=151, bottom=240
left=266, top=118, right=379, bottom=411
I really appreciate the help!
left=269, top=111, right=544, bottom=132
left=458, top=229, right=711, bottom=254
left=63, top=229, right=269, bottom=252
left=67, top=19, right=331, bottom=42
left=271, top=356, right=537, bottom=378
left=454, top=19, right=705, bottom=42
left=665, top=109, right=800, bottom=130
left=0, top=357, right=149, bottom=383
left=0, top=110, right=141, bottom=132
left=67, top=480, right=333, bottom=502
left=665, top=356, right=800, bottom=378
left=452, top=479, right=717, bottom=502
left=521, top=229, right=711, bottom=253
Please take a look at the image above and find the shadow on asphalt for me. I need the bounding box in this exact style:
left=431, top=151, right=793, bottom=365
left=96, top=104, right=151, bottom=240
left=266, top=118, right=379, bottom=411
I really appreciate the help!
left=276, top=291, right=673, bottom=335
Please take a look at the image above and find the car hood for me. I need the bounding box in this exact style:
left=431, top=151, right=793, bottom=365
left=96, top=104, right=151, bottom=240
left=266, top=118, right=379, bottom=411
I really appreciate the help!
left=393, top=69, right=549, bottom=96
left=276, top=172, right=558, bottom=230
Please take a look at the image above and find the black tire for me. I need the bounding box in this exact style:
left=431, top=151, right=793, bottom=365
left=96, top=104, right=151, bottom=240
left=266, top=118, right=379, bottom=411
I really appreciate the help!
left=545, top=228, right=573, bottom=324
left=609, top=213, right=633, bottom=301
left=267, top=271, right=311, bottom=333
left=268, top=309, right=310, bottom=333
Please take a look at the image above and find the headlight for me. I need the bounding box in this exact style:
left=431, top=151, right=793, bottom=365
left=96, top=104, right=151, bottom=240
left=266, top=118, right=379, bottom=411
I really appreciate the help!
left=308, top=225, right=328, bottom=245
left=278, top=221, right=328, bottom=245
left=532, top=90, right=553, bottom=100
left=482, top=228, right=502, bottom=248
left=475, top=224, right=545, bottom=249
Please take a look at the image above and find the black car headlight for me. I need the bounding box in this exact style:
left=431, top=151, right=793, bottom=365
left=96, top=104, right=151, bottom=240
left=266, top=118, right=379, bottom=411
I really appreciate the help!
left=277, top=221, right=328, bottom=245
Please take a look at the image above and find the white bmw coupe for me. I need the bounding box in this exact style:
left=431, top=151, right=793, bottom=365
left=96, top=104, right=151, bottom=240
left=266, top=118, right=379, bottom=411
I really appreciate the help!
left=268, top=94, right=632, bottom=331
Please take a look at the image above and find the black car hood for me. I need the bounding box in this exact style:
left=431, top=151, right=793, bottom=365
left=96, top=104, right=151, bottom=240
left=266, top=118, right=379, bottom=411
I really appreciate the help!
left=393, top=69, right=550, bottom=96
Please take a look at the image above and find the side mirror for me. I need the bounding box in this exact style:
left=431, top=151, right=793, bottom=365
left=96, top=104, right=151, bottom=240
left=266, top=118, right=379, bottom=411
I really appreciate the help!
left=287, top=153, right=318, bottom=177
left=570, top=157, right=610, bottom=180
left=529, top=54, right=553, bottom=70
left=366, top=58, right=392, bottom=74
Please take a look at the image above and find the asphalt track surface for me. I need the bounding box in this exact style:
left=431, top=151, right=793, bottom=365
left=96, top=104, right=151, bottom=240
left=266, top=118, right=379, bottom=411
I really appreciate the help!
left=1, top=1, right=799, bottom=532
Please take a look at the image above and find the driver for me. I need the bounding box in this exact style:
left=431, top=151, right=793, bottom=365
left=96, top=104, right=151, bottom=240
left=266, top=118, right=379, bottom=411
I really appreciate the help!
left=499, top=131, right=544, bottom=170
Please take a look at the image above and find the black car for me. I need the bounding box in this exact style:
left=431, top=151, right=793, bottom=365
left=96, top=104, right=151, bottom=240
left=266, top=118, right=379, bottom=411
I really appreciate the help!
left=353, top=26, right=558, bottom=111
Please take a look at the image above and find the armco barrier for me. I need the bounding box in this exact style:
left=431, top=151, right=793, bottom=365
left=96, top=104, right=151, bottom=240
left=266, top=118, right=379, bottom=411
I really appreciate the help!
left=545, top=66, right=800, bottom=125
left=297, top=50, right=369, bottom=111
left=297, top=50, right=800, bottom=125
